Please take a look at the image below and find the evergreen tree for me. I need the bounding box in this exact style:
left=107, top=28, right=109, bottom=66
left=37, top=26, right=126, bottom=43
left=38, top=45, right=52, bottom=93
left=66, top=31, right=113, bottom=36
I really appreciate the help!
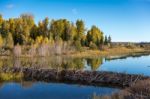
left=108, top=35, right=112, bottom=44
left=104, top=35, right=108, bottom=45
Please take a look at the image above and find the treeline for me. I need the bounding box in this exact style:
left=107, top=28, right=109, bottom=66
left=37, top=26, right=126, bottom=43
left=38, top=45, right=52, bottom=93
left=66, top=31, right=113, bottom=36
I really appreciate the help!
left=0, top=14, right=111, bottom=56
left=0, top=14, right=111, bottom=46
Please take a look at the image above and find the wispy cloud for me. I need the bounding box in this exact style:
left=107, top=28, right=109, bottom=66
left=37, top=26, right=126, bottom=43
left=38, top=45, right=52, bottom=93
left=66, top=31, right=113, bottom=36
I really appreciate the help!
left=6, top=4, right=14, bottom=9
left=72, top=8, right=78, bottom=15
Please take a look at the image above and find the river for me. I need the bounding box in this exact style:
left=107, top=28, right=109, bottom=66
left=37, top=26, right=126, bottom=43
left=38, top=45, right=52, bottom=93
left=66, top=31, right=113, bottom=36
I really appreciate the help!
left=0, top=53, right=149, bottom=99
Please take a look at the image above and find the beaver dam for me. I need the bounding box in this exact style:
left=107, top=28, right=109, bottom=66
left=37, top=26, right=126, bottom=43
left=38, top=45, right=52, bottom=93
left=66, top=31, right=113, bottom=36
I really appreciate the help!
left=1, top=67, right=149, bottom=88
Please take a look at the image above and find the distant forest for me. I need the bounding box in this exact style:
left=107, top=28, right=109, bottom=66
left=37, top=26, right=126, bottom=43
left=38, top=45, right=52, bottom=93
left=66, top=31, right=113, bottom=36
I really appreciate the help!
left=0, top=14, right=111, bottom=51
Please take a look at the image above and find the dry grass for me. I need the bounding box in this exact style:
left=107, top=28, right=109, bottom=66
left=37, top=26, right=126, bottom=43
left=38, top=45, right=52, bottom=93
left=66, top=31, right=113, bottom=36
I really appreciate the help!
left=69, top=46, right=147, bottom=58
left=0, top=72, right=23, bottom=81
left=13, top=45, right=22, bottom=57
left=127, top=79, right=150, bottom=97
left=7, top=45, right=149, bottom=58
left=97, top=79, right=150, bottom=99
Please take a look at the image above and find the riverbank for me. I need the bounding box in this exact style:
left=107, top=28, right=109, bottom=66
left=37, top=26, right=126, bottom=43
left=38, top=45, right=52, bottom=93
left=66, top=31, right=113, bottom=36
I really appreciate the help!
left=99, top=79, right=150, bottom=99
left=1, top=45, right=149, bottom=59
left=68, top=46, right=150, bottom=58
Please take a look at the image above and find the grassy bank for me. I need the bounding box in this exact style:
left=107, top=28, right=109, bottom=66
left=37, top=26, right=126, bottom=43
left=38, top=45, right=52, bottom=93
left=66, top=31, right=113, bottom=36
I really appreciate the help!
left=97, top=79, right=150, bottom=99
left=0, top=72, right=23, bottom=81
left=0, top=45, right=149, bottom=59
left=68, top=46, right=149, bottom=58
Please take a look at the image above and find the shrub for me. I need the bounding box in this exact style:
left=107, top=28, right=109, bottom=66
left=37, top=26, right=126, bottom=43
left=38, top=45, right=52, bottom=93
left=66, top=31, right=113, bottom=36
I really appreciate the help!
left=74, top=40, right=82, bottom=51
left=37, top=44, right=49, bottom=57
left=5, top=33, right=14, bottom=49
left=13, top=44, right=21, bottom=57
left=0, top=35, right=3, bottom=48
left=0, top=72, right=23, bottom=81
left=28, top=45, right=36, bottom=56
left=89, top=42, right=97, bottom=50
left=54, top=40, right=62, bottom=55
left=126, top=43, right=136, bottom=49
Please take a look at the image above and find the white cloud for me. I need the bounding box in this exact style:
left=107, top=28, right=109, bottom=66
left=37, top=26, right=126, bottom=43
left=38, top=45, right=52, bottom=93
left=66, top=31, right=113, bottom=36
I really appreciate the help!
left=72, top=8, right=78, bottom=15
left=6, top=4, right=14, bottom=9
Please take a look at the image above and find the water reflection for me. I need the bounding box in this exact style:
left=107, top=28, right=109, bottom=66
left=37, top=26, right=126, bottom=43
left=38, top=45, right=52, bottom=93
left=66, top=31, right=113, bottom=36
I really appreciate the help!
left=87, top=58, right=103, bottom=70
left=0, top=53, right=150, bottom=75
left=0, top=57, right=103, bottom=71
left=0, top=82, right=119, bottom=99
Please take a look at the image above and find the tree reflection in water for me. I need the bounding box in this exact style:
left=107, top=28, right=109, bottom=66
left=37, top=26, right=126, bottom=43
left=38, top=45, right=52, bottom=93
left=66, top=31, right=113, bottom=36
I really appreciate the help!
left=0, top=56, right=103, bottom=71
left=87, top=58, right=103, bottom=70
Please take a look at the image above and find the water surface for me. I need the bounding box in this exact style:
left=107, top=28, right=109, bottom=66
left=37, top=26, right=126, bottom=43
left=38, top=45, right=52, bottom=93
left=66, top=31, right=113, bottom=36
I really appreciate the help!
left=99, top=54, right=150, bottom=76
left=0, top=82, right=119, bottom=99
left=0, top=54, right=150, bottom=75
left=0, top=54, right=150, bottom=99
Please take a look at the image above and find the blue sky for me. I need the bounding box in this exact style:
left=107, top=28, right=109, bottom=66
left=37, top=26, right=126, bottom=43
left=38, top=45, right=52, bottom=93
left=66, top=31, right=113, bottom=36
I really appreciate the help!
left=0, top=0, right=150, bottom=42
